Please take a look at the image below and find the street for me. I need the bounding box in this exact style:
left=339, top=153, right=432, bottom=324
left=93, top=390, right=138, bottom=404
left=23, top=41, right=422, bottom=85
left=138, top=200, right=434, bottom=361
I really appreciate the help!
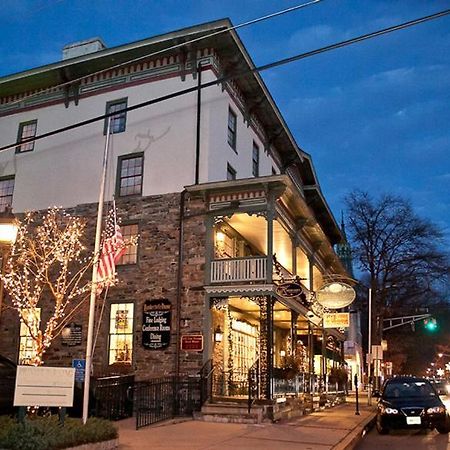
left=355, top=427, right=449, bottom=450
left=357, top=396, right=450, bottom=450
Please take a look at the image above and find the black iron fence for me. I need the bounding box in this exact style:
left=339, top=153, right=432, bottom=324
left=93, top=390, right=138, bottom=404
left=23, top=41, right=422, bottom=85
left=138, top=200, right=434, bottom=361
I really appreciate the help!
left=133, top=377, right=202, bottom=429
left=93, top=375, right=135, bottom=420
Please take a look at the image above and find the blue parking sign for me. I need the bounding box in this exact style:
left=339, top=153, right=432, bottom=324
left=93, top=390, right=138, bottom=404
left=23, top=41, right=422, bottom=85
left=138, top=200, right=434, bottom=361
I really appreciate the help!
left=72, top=359, right=86, bottom=383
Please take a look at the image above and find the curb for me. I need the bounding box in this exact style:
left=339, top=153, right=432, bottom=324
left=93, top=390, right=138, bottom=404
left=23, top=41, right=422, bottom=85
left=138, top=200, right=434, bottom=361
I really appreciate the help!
left=332, top=412, right=377, bottom=450
left=66, top=438, right=119, bottom=450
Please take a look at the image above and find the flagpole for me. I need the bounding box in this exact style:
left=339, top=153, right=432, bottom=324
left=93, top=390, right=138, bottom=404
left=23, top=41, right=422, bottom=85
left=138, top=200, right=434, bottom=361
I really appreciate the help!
left=82, top=117, right=112, bottom=424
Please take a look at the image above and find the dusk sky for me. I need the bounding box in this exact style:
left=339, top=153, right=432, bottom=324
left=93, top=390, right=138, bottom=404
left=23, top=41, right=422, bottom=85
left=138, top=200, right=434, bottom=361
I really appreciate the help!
left=1, top=0, right=449, bottom=244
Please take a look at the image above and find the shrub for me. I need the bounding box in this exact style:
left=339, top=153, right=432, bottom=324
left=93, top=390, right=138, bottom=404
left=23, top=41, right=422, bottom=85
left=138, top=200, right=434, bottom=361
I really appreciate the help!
left=0, top=415, right=118, bottom=450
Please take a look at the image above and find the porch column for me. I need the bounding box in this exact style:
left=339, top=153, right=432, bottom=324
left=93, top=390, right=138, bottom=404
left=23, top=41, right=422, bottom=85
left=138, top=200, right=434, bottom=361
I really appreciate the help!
left=204, top=214, right=215, bottom=285
left=308, top=321, right=314, bottom=393
left=266, top=193, right=275, bottom=284
left=321, top=328, right=327, bottom=393
left=291, top=311, right=298, bottom=357
left=259, top=295, right=273, bottom=399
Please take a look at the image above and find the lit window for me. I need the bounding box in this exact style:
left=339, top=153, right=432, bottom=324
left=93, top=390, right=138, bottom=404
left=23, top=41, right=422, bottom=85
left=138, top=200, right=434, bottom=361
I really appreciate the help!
left=227, top=108, right=237, bottom=151
left=105, top=99, right=127, bottom=134
left=117, top=153, right=143, bottom=197
left=117, top=224, right=138, bottom=265
left=0, top=177, right=14, bottom=212
left=252, top=142, right=259, bottom=177
left=109, top=303, right=134, bottom=365
left=227, top=163, right=236, bottom=181
left=16, top=120, right=37, bottom=153
left=19, top=308, right=41, bottom=365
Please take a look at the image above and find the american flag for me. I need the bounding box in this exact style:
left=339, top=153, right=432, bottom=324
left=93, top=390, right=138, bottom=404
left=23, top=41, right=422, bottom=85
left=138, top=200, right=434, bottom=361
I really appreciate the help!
left=97, top=208, right=126, bottom=295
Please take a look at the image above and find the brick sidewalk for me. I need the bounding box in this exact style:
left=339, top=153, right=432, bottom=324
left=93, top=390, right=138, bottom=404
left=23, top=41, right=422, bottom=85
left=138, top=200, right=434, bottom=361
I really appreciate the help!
left=117, top=393, right=376, bottom=450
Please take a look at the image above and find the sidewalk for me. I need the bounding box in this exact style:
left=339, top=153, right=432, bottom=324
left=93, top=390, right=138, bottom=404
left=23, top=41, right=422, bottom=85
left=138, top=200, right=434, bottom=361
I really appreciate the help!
left=117, top=393, right=377, bottom=450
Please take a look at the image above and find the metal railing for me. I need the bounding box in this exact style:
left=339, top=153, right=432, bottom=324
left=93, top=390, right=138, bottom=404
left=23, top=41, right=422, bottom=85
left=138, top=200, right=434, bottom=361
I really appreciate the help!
left=211, top=256, right=267, bottom=283
left=199, top=359, right=215, bottom=405
left=133, top=377, right=201, bottom=429
left=93, top=375, right=135, bottom=421
left=248, top=358, right=260, bottom=413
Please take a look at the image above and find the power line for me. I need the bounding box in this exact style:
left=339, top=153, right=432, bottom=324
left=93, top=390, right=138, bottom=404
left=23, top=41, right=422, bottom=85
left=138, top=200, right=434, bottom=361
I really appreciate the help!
left=1, top=7, right=449, bottom=154
left=4, top=0, right=324, bottom=108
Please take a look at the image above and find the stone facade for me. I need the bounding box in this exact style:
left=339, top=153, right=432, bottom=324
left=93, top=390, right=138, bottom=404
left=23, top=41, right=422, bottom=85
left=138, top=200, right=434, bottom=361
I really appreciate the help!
left=0, top=191, right=209, bottom=380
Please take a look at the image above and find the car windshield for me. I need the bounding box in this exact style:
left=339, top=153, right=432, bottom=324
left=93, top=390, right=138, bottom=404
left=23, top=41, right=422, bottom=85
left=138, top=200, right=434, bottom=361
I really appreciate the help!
left=384, top=381, right=436, bottom=398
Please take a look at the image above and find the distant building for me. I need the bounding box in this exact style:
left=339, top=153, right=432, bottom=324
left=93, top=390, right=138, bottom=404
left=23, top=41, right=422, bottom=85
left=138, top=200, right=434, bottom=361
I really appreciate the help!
left=0, top=19, right=351, bottom=420
left=336, top=215, right=363, bottom=386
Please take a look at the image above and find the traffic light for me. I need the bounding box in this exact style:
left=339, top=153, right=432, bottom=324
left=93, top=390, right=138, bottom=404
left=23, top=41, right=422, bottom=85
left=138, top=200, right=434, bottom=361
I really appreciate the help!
left=424, top=318, right=437, bottom=331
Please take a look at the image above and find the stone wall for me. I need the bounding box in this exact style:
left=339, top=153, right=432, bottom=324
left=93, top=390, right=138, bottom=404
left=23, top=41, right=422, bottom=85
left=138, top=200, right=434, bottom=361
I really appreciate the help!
left=0, top=191, right=208, bottom=380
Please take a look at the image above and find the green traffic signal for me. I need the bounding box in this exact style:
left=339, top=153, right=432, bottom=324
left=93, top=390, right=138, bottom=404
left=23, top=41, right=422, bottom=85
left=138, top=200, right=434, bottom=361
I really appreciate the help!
left=424, top=318, right=437, bottom=331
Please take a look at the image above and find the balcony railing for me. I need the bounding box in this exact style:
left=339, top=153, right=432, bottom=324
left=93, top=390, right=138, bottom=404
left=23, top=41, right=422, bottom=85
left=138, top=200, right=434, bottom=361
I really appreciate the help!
left=211, top=256, right=267, bottom=283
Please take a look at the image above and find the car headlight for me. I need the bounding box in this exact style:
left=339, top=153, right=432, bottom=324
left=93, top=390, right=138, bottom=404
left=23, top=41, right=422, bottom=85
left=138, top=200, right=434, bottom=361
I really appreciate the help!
left=381, top=406, right=399, bottom=414
left=426, top=406, right=446, bottom=414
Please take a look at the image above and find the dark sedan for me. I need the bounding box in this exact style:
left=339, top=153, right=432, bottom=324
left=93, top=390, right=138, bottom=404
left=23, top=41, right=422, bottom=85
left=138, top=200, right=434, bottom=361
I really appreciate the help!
left=376, top=376, right=450, bottom=434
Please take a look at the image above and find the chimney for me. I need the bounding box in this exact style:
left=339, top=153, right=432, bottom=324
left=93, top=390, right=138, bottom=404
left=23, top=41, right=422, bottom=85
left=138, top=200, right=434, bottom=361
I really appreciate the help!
left=62, top=37, right=106, bottom=60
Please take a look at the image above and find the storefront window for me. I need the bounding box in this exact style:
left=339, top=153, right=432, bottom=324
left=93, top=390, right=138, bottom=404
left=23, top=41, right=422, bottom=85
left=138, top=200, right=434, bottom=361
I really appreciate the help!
left=230, top=319, right=258, bottom=381
left=109, top=303, right=134, bottom=365
left=19, top=308, right=41, bottom=365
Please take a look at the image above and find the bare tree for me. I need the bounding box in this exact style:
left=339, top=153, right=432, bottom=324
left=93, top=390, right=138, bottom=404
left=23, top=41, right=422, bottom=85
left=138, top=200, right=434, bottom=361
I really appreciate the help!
left=345, top=191, right=450, bottom=345
left=1, top=208, right=94, bottom=365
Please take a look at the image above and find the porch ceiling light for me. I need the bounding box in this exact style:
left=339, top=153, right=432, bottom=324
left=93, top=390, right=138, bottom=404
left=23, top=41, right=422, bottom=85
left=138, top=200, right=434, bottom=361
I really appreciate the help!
left=216, top=231, right=225, bottom=242
left=214, top=326, right=223, bottom=343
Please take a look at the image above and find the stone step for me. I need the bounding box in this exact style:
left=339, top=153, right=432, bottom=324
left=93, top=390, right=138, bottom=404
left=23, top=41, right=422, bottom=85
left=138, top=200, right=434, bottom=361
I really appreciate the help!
left=195, top=402, right=264, bottom=424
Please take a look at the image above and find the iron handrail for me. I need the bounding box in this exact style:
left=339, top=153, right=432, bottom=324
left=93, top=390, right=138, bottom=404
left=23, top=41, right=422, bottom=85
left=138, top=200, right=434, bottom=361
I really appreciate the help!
left=199, top=359, right=215, bottom=405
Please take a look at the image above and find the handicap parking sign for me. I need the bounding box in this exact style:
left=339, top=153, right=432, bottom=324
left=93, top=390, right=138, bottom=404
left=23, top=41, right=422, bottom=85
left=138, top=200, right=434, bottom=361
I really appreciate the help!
left=72, top=359, right=86, bottom=383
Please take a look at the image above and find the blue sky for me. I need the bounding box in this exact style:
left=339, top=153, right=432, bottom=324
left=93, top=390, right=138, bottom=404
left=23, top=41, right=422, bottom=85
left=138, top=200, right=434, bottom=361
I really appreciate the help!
left=1, top=0, right=449, bottom=243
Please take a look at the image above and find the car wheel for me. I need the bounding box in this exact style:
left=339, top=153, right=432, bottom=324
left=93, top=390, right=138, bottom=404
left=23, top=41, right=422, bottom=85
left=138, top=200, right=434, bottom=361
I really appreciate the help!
left=436, top=426, right=449, bottom=434
left=376, top=418, right=389, bottom=435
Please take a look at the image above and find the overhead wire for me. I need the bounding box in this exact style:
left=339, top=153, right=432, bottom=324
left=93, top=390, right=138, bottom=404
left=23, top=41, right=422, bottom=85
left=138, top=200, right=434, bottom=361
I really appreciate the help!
left=3, top=0, right=324, bottom=108
left=1, top=7, right=449, bottom=154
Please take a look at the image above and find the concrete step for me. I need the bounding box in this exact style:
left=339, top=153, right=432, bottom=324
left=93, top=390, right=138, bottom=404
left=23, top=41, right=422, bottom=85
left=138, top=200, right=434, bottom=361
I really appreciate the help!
left=195, top=402, right=264, bottom=424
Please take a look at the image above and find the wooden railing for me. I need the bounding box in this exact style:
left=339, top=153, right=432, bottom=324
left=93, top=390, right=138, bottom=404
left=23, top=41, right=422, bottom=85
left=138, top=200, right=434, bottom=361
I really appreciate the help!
left=210, top=256, right=267, bottom=283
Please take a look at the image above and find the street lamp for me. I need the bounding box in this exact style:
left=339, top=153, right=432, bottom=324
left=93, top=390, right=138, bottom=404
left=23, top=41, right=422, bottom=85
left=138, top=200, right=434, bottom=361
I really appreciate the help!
left=0, top=206, right=19, bottom=321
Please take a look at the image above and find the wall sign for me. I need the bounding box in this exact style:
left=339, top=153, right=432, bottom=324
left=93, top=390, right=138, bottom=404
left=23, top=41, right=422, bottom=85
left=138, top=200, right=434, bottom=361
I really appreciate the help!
left=61, top=323, right=82, bottom=346
left=181, top=334, right=204, bottom=352
left=275, top=282, right=303, bottom=299
left=142, top=299, right=171, bottom=350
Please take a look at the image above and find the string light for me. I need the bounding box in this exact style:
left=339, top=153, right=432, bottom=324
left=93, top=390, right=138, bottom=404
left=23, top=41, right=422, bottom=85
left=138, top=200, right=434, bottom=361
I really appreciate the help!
left=1, top=207, right=133, bottom=365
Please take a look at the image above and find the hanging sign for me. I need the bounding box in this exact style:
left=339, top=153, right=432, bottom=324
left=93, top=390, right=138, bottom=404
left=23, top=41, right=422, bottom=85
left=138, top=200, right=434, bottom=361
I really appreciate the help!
left=275, top=282, right=303, bottom=299
left=142, top=299, right=172, bottom=350
left=316, top=282, right=356, bottom=309
left=323, top=312, right=350, bottom=328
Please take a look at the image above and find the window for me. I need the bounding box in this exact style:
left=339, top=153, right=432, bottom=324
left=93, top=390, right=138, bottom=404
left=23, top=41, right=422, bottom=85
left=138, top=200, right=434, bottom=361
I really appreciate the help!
left=227, top=108, right=237, bottom=151
left=117, top=153, right=143, bottom=197
left=252, top=142, right=259, bottom=177
left=105, top=99, right=127, bottom=134
left=16, top=120, right=37, bottom=153
left=117, top=224, right=139, bottom=265
left=227, top=163, right=236, bottom=181
left=19, top=309, right=41, bottom=365
left=0, top=177, right=14, bottom=212
left=109, top=303, right=134, bottom=365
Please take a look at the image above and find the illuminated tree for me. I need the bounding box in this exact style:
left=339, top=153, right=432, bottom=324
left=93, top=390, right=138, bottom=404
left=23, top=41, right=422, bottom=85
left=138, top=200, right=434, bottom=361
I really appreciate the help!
left=1, top=208, right=95, bottom=366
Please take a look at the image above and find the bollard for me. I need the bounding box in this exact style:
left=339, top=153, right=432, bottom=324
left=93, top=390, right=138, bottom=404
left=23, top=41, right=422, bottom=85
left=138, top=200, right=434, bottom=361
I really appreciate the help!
left=354, top=374, right=360, bottom=415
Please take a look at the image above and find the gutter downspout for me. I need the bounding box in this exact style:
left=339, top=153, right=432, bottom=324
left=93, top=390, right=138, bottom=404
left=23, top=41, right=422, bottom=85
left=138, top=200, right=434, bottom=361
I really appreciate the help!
left=195, top=63, right=202, bottom=185
left=176, top=63, right=202, bottom=377
left=175, top=189, right=186, bottom=377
